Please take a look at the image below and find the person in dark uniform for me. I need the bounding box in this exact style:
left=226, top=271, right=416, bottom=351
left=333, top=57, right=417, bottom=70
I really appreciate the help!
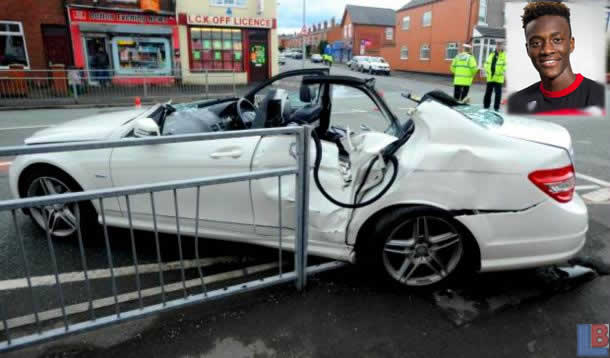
left=92, top=47, right=111, bottom=87
left=507, top=1, right=605, bottom=116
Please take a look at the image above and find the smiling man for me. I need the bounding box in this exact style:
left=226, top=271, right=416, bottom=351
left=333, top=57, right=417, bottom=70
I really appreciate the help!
left=507, top=1, right=605, bottom=116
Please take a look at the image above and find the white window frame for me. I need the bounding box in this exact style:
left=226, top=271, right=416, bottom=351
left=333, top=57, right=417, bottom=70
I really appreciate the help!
left=478, top=0, right=487, bottom=25
left=210, top=0, right=248, bottom=8
left=400, top=45, right=408, bottom=60
left=420, top=43, right=430, bottom=60
left=385, top=27, right=393, bottom=41
left=402, top=16, right=410, bottom=30
left=0, top=21, right=30, bottom=69
left=445, top=42, right=458, bottom=60
left=422, top=11, right=432, bottom=27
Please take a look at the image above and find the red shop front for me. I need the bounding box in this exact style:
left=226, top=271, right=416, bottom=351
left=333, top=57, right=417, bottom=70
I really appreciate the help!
left=68, top=7, right=179, bottom=86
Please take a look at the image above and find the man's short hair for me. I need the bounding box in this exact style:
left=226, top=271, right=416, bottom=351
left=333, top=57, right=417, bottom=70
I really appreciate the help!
left=522, top=1, right=572, bottom=34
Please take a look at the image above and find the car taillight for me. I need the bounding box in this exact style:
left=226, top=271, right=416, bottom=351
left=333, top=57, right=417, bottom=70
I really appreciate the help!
left=528, top=165, right=575, bottom=203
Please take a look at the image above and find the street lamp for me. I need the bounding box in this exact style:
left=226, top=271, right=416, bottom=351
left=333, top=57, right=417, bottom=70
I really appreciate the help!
left=302, top=0, right=306, bottom=68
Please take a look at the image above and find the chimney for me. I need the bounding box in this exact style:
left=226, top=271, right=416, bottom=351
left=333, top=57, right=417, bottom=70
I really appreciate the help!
left=331, top=17, right=336, bottom=27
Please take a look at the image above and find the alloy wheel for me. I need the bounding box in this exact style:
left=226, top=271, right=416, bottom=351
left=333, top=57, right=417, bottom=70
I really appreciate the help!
left=27, top=177, right=80, bottom=238
left=382, top=216, right=463, bottom=286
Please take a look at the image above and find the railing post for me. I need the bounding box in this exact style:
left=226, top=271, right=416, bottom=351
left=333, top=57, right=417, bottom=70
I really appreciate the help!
left=205, top=69, right=209, bottom=98
left=143, top=81, right=148, bottom=99
left=72, top=83, right=79, bottom=103
left=294, top=125, right=311, bottom=291
left=232, top=69, right=236, bottom=96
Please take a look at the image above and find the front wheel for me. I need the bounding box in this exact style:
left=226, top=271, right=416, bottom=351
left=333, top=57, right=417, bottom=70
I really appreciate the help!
left=22, top=168, right=98, bottom=241
left=358, top=207, right=477, bottom=289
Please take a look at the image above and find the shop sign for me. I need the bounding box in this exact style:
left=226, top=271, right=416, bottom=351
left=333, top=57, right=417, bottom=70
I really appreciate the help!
left=69, top=8, right=177, bottom=25
left=187, top=14, right=273, bottom=28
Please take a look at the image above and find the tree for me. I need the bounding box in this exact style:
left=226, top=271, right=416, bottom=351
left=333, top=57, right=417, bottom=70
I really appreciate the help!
left=318, top=41, right=329, bottom=55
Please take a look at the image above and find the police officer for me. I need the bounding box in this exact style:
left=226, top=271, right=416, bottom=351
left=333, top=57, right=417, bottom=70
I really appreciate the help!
left=450, top=43, right=478, bottom=101
left=483, top=40, right=506, bottom=111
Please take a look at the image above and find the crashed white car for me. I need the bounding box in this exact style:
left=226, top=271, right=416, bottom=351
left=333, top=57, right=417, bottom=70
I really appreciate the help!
left=9, top=69, right=587, bottom=288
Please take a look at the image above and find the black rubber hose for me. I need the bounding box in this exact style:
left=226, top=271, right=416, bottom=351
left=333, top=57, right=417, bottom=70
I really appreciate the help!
left=311, top=129, right=399, bottom=209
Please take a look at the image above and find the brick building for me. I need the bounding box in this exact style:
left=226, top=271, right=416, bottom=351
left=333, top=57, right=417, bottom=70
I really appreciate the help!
left=339, top=5, right=396, bottom=61
left=281, top=17, right=339, bottom=54
left=0, top=0, right=69, bottom=69
left=383, top=0, right=505, bottom=77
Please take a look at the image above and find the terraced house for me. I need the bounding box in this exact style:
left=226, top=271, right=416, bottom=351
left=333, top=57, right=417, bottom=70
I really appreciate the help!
left=383, top=0, right=506, bottom=78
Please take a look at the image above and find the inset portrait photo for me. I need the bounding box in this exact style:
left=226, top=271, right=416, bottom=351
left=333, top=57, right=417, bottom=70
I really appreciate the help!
left=505, top=1, right=607, bottom=117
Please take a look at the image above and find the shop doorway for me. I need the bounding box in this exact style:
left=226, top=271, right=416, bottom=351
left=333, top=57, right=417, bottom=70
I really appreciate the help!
left=247, top=30, right=269, bottom=83
left=83, top=35, right=112, bottom=85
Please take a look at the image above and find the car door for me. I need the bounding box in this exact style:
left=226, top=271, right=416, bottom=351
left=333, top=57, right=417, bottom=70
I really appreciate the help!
left=250, top=76, right=403, bottom=248
left=109, top=107, right=260, bottom=235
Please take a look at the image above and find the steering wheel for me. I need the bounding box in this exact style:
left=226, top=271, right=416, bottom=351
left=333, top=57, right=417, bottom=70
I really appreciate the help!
left=235, top=97, right=258, bottom=129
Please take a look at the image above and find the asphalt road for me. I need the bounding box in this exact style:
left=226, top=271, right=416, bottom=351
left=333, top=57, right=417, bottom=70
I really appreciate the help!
left=0, top=58, right=609, bottom=354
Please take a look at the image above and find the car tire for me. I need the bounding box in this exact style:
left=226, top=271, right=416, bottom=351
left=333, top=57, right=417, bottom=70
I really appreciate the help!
left=357, top=206, right=478, bottom=290
left=369, top=67, right=373, bottom=75
left=21, top=167, right=99, bottom=241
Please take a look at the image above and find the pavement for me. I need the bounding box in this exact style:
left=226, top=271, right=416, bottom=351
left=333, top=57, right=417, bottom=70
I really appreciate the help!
left=1, top=58, right=610, bottom=357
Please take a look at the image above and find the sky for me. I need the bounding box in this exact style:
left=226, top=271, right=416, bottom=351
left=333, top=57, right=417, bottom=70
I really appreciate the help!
left=277, top=0, right=409, bottom=35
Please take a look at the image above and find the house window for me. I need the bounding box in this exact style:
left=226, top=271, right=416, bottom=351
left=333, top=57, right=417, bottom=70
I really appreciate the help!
left=189, top=27, right=243, bottom=72
left=385, top=27, right=393, bottom=41
left=400, top=45, right=408, bottom=60
left=402, top=16, right=410, bottom=30
left=479, top=0, right=487, bottom=24
left=348, top=24, right=353, bottom=38
left=0, top=21, right=29, bottom=68
left=445, top=42, right=458, bottom=60
left=420, top=43, right=430, bottom=60
left=422, top=11, right=432, bottom=27
left=210, top=0, right=248, bottom=7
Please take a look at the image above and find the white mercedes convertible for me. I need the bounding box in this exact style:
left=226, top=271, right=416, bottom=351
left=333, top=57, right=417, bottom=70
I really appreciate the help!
left=9, top=69, right=588, bottom=288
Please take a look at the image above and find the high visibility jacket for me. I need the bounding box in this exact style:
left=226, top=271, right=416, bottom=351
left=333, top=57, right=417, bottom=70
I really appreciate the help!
left=323, top=54, right=333, bottom=63
left=450, top=52, right=478, bottom=86
left=484, top=50, right=506, bottom=84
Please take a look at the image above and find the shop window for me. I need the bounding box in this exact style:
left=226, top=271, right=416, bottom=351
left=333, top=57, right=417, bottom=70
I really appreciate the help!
left=112, top=37, right=171, bottom=75
left=420, top=44, right=430, bottom=60
left=210, top=0, right=247, bottom=8
left=402, top=16, right=410, bottom=30
left=0, top=21, right=29, bottom=68
left=190, top=27, right=243, bottom=72
left=400, top=45, right=408, bottom=60
left=422, top=11, right=432, bottom=27
left=445, top=42, right=458, bottom=60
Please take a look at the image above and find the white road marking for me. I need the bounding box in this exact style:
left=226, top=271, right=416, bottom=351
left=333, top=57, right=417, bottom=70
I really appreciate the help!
left=575, top=185, right=601, bottom=192
left=582, top=188, right=610, bottom=203
left=0, top=125, right=50, bottom=131
left=575, top=140, right=592, bottom=145
left=0, top=257, right=243, bottom=291
left=0, top=262, right=278, bottom=330
left=332, top=109, right=370, bottom=115
left=576, top=173, right=610, bottom=187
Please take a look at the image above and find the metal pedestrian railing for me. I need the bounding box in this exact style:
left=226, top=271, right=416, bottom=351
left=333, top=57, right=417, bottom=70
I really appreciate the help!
left=0, top=69, right=244, bottom=107
left=0, top=126, right=340, bottom=352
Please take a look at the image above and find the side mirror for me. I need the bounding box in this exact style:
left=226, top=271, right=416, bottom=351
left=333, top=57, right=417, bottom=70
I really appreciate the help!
left=299, top=84, right=312, bottom=103
left=133, top=117, right=160, bottom=137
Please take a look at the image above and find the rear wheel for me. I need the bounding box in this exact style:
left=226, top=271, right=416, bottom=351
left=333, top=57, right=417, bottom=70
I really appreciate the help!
left=22, top=168, right=98, bottom=241
left=358, top=207, right=476, bottom=289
